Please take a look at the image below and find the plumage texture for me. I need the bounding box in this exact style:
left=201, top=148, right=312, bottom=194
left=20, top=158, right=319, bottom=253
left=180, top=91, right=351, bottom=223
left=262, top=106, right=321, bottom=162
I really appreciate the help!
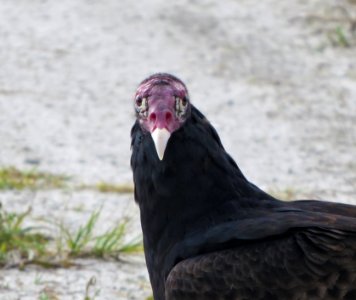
left=131, top=74, right=356, bottom=300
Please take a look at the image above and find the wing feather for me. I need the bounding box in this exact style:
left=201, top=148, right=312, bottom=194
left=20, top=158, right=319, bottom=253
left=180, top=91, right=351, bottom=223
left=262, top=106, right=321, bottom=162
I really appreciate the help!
left=166, top=228, right=356, bottom=300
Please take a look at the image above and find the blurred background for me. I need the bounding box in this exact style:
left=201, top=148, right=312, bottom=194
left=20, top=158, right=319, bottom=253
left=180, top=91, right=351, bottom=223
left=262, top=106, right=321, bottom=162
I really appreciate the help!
left=0, top=0, right=355, bottom=299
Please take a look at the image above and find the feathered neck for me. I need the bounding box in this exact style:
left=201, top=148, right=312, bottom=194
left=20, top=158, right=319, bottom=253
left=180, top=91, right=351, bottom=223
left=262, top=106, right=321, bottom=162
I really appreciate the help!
left=131, top=106, right=269, bottom=299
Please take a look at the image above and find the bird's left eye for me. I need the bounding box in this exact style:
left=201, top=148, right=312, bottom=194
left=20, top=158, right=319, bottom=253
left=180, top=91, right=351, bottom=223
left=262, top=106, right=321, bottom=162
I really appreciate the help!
left=175, top=97, right=188, bottom=117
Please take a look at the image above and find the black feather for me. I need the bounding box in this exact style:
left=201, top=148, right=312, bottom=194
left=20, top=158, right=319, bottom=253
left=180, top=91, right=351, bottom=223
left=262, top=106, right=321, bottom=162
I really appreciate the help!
left=131, top=97, right=356, bottom=299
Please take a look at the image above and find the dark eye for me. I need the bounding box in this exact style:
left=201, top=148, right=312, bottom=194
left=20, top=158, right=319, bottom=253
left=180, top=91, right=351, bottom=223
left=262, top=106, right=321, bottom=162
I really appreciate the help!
left=175, top=96, right=189, bottom=117
left=135, top=97, right=148, bottom=116
left=136, top=97, right=143, bottom=107
left=181, top=97, right=188, bottom=106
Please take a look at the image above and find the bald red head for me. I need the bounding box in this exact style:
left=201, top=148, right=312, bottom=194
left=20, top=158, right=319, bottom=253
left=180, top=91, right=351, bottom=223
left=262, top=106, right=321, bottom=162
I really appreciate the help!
left=134, top=73, right=191, bottom=160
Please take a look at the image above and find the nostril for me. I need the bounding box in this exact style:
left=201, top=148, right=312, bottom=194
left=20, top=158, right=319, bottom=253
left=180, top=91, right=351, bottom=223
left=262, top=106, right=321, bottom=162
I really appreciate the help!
left=165, top=111, right=172, bottom=122
left=149, top=112, right=157, bottom=123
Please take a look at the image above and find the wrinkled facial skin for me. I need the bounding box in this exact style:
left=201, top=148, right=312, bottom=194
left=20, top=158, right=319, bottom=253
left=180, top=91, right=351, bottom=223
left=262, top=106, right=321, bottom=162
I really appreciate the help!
left=134, top=75, right=190, bottom=134
left=134, top=74, right=191, bottom=160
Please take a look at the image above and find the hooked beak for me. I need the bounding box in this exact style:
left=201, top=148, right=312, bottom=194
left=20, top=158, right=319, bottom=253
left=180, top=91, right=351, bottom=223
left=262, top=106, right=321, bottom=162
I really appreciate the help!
left=151, top=128, right=171, bottom=160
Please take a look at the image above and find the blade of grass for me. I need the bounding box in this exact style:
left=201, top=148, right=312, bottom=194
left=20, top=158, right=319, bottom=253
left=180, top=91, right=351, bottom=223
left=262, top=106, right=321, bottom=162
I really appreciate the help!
left=0, top=205, right=50, bottom=266
left=62, top=209, right=101, bottom=256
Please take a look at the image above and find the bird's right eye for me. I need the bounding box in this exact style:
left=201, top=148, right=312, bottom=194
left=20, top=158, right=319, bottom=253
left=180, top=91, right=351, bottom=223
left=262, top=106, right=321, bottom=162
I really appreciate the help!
left=135, top=97, right=148, bottom=116
left=136, top=97, right=143, bottom=107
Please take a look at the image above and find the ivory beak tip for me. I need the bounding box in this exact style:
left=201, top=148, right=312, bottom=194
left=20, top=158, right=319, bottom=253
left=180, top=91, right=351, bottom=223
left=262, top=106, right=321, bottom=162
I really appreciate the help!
left=151, top=128, right=171, bottom=161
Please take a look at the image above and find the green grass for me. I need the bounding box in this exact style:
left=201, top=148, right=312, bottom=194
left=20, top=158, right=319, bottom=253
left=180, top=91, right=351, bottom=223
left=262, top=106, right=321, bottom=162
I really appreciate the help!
left=84, top=277, right=100, bottom=300
left=38, top=293, right=50, bottom=300
left=0, top=166, right=134, bottom=194
left=0, top=167, right=142, bottom=297
left=328, top=26, right=350, bottom=48
left=60, top=210, right=101, bottom=257
left=37, top=288, right=59, bottom=300
left=58, top=209, right=142, bottom=259
left=0, top=204, right=49, bottom=266
left=334, top=26, right=350, bottom=47
left=93, top=219, right=142, bottom=257
left=0, top=167, right=68, bottom=190
left=0, top=205, right=142, bottom=268
left=79, top=182, right=134, bottom=194
left=0, top=167, right=141, bottom=268
left=94, top=182, right=134, bottom=194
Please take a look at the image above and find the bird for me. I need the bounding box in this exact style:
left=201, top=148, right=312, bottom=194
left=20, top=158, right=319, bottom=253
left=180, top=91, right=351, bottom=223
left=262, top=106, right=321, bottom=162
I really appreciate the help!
left=130, top=73, right=356, bottom=300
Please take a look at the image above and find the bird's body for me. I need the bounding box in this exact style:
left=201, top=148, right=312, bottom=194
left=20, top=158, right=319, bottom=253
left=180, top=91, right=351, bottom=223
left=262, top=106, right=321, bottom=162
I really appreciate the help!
left=130, top=74, right=356, bottom=300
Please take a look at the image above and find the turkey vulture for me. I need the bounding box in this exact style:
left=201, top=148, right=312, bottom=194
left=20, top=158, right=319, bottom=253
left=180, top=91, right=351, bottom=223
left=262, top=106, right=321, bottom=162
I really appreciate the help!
left=130, top=73, right=356, bottom=300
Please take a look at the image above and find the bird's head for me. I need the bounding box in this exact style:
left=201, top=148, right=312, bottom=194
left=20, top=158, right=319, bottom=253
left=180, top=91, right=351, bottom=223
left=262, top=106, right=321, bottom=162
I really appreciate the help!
left=134, top=73, right=191, bottom=160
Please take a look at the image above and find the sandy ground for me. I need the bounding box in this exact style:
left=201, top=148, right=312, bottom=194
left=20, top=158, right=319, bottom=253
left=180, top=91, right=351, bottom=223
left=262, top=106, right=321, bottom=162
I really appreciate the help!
left=0, top=0, right=355, bottom=299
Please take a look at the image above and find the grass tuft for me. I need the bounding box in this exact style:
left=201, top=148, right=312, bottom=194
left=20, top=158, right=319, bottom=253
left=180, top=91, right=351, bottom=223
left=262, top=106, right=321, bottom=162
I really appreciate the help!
left=0, top=167, right=69, bottom=190
left=93, top=219, right=143, bottom=257
left=84, top=276, right=100, bottom=300
left=94, top=182, right=134, bottom=194
left=38, top=287, right=59, bottom=300
left=0, top=204, right=50, bottom=266
left=57, top=209, right=142, bottom=259
left=0, top=166, right=135, bottom=194
left=0, top=205, right=142, bottom=268
left=328, top=26, right=351, bottom=47
left=60, top=210, right=101, bottom=257
left=334, top=26, right=350, bottom=47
